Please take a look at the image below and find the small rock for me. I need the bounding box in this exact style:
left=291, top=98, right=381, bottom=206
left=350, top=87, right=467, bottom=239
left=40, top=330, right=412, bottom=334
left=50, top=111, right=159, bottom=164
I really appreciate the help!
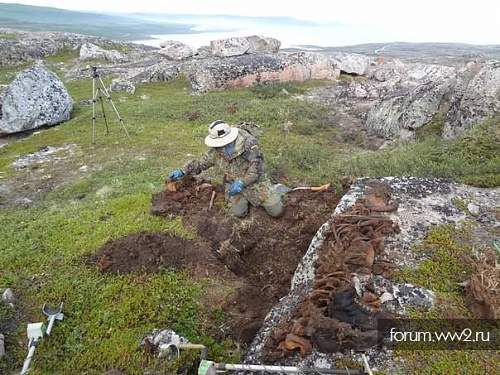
left=2, top=288, right=15, bottom=303
left=79, top=165, right=88, bottom=172
left=110, top=79, right=135, bottom=94
left=0, top=333, right=5, bottom=358
left=14, top=197, right=33, bottom=208
left=379, top=292, right=394, bottom=304
left=79, top=99, right=93, bottom=106
left=467, top=202, right=480, bottom=216
left=96, top=185, right=113, bottom=199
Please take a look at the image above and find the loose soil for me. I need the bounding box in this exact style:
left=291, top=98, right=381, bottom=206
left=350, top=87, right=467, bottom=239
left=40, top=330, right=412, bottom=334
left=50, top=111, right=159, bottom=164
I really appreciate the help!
left=91, top=177, right=340, bottom=345
left=90, top=232, right=228, bottom=278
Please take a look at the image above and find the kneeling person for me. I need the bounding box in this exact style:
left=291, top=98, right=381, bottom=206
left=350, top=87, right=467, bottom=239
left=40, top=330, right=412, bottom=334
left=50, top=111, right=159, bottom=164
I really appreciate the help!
left=168, top=120, right=283, bottom=218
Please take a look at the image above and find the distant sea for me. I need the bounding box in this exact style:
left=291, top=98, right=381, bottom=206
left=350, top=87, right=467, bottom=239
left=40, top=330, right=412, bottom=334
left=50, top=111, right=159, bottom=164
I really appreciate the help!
left=131, top=15, right=380, bottom=49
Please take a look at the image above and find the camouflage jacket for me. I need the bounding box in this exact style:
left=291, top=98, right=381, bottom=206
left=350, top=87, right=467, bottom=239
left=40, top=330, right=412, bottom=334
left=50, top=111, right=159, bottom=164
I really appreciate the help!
left=183, top=129, right=272, bottom=206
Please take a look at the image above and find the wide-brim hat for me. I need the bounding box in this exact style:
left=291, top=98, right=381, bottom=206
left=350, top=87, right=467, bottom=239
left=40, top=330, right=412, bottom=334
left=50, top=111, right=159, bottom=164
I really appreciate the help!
left=204, top=121, right=239, bottom=147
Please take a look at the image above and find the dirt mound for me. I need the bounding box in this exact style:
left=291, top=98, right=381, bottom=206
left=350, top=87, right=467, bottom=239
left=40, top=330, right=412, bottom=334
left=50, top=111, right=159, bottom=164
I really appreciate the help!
left=264, top=183, right=400, bottom=359
left=149, top=178, right=340, bottom=344
left=90, top=232, right=226, bottom=277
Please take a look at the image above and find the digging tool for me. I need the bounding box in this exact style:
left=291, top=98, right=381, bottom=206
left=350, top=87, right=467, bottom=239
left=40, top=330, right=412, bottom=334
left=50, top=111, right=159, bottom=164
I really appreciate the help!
left=42, top=302, right=64, bottom=336
left=198, top=360, right=369, bottom=375
left=274, top=183, right=331, bottom=194
left=20, top=303, right=64, bottom=375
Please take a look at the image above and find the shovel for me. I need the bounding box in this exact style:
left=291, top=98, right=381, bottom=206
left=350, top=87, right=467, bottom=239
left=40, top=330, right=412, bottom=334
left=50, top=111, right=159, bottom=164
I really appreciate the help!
left=42, top=302, right=64, bottom=336
left=274, top=183, right=331, bottom=194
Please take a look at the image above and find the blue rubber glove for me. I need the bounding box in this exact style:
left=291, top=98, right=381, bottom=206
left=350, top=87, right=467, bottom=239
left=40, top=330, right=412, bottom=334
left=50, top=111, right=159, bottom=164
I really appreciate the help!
left=168, top=169, right=184, bottom=181
left=224, top=142, right=235, bottom=157
left=228, top=179, right=244, bottom=196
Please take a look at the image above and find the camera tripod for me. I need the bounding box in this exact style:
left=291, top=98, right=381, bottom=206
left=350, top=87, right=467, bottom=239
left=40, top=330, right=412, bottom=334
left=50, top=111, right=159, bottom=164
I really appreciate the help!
left=89, top=66, right=130, bottom=143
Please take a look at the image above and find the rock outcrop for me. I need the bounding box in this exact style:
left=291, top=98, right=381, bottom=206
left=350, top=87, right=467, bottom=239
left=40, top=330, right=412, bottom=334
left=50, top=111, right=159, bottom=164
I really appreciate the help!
left=365, top=79, right=455, bottom=139
left=210, top=35, right=281, bottom=57
left=330, top=52, right=374, bottom=75
left=0, top=28, right=153, bottom=66
left=158, top=40, right=194, bottom=60
left=307, top=58, right=498, bottom=140
left=79, top=42, right=127, bottom=63
left=0, top=64, right=73, bottom=134
left=186, top=52, right=339, bottom=92
left=443, top=62, right=500, bottom=139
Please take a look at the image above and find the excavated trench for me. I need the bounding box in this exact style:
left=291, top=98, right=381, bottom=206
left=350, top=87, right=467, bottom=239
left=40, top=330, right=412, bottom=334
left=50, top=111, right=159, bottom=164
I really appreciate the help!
left=89, top=177, right=500, bottom=367
left=91, top=177, right=341, bottom=345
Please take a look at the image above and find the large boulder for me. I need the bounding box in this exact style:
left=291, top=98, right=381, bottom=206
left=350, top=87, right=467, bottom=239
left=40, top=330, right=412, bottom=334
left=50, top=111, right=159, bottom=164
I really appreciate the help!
left=186, top=52, right=339, bottom=92
left=330, top=52, right=374, bottom=75
left=79, top=42, right=126, bottom=63
left=362, top=62, right=457, bottom=138
left=210, top=36, right=251, bottom=57
left=365, top=79, right=455, bottom=139
left=0, top=64, right=73, bottom=134
left=157, top=40, right=194, bottom=60
left=246, top=35, right=281, bottom=54
left=443, top=62, right=500, bottom=139
left=210, top=36, right=281, bottom=57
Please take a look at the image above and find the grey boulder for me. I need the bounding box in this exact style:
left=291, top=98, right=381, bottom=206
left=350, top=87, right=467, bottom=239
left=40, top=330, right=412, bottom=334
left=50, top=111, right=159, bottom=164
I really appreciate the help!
left=210, top=35, right=281, bottom=57
left=0, top=64, right=73, bottom=134
left=210, top=36, right=251, bottom=57
left=79, top=42, right=126, bottom=63
left=330, top=52, right=374, bottom=75
left=110, top=78, right=136, bottom=94
left=246, top=35, right=281, bottom=54
left=158, top=40, right=195, bottom=60
left=443, top=62, right=500, bottom=139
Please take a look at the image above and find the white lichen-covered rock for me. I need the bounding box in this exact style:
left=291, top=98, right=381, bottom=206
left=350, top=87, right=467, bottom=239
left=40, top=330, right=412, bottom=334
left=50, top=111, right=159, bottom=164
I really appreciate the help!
left=246, top=35, right=281, bottom=54
left=110, top=78, right=136, bottom=94
left=365, top=79, right=454, bottom=138
left=79, top=42, right=126, bottom=63
left=210, top=35, right=281, bottom=57
left=330, top=52, right=374, bottom=75
left=362, top=62, right=457, bottom=138
left=0, top=65, right=73, bottom=134
left=210, top=36, right=251, bottom=57
left=443, top=61, right=500, bottom=139
left=157, top=40, right=194, bottom=60
left=246, top=177, right=499, bottom=372
left=186, top=52, right=339, bottom=92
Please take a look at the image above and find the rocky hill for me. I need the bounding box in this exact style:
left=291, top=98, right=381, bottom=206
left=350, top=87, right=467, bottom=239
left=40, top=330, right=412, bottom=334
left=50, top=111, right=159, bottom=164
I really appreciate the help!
left=2, top=30, right=499, bottom=142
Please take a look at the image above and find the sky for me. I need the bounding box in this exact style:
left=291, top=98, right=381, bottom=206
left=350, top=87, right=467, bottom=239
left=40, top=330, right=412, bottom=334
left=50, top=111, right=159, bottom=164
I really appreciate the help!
left=4, top=0, right=500, bottom=44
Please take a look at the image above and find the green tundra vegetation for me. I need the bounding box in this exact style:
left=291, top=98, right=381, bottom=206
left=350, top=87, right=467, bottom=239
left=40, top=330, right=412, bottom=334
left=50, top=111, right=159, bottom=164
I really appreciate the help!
left=0, top=52, right=498, bottom=374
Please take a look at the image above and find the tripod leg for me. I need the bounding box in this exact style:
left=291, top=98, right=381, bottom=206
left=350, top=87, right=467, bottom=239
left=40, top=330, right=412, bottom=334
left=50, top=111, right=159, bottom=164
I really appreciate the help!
left=97, top=76, right=130, bottom=138
left=92, top=78, right=97, bottom=144
left=97, top=88, right=110, bottom=135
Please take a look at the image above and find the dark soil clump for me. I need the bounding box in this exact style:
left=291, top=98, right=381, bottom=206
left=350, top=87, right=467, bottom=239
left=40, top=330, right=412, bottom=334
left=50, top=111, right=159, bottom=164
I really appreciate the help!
left=90, top=232, right=226, bottom=277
